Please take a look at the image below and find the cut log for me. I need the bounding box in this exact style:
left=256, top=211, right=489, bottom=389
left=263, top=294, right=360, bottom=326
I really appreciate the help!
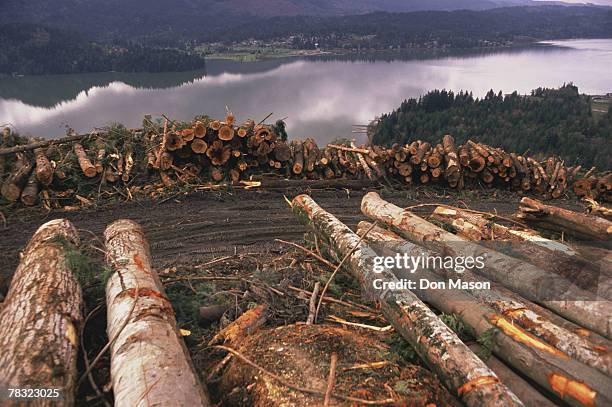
left=442, top=135, right=460, bottom=185
left=430, top=206, right=608, bottom=298
left=359, top=221, right=612, bottom=378
left=291, top=194, right=524, bottom=407
left=194, top=121, right=207, bottom=138
left=94, top=141, right=106, bottom=174
left=218, top=125, right=235, bottom=141
left=351, top=142, right=374, bottom=180
left=0, top=132, right=87, bottom=156
left=467, top=344, right=557, bottom=407
left=517, top=197, right=612, bottom=241
left=361, top=192, right=612, bottom=339
left=73, top=143, right=97, bottom=178
left=274, top=141, right=291, bottom=162
left=34, top=147, right=54, bottom=186
left=191, top=139, right=208, bottom=154
left=1, top=152, right=33, bottom=201
left=104, top=219, right=210, bottom=407
left=0, top=219, right=83, bottom=406
left=291, top=140, right=304, bottom=175
left=122, top=147, right=134, bottom=182
left=209, top=304, right=268, bottom=348
left=20, top=172, right=39, bottom=206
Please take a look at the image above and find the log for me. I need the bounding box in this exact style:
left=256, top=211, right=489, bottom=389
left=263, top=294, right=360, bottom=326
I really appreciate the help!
left=291, top=140, right=304, bottom=175
left=0, top=219, right=83, bottom=406
left=191, top=139, right=208, bottom=154
left=20, top=172, right=39, bottom=206
left=34, top=147, right=54, bottom=186
left=359, top=221, right=612, bottom=378
left=273, top=141, right=291, bottom=162
left=361, top=192, right=612, bottom=339
left=104, top=219, right=210, bottom=407
left=122, top=147, right=134, bottom=182
left=430, top=206, right=608, bottom=298
left=194, top=121, right=207, bottom=138
left=351, top=142, right=374, bottom=180
left=291, top=194, right=524, bottom=407
left=517, top=197, right=612, bottom=241
left=0, top=132, right=87, bottom=156
left=218, top=125, right=235, bottom=141
left=94, top=141, right=106, bottom=174
left=467, top=344, right=557, bottom=407
left=327, top=144, right=370, bottom=155
left=73, top=143, right=97, bottom=178
left=1, top=152, right=33, bottom=201
left=442, top=135, right=460, bottom=185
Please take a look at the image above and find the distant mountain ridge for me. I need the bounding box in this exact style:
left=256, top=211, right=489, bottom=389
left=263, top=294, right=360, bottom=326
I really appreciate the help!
left=0, top=0, right=608, bottom=42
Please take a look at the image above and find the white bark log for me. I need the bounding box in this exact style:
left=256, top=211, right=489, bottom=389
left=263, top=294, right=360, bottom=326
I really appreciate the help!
left=104, top=219, right=210, bottom=407
left=0, top=219, right=83, bottom=407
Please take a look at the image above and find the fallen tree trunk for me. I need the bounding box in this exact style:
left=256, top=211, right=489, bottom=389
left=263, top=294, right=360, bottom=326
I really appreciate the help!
left=291, top=194, right=524, bottom=407
left=0, top=219, right=83, bottom=406
left=0, top=133, right=88, bottom=156
left=1, top=152, right=33, bottom=201
left=517, top=197, right=612, bottom=241
left=361, top=192, right=612, bottom=339
left=584, top=198, right=612, bottom=221
left=105, top=219, right=210, bottom=407
left=34, top=147, right=54, bottom=186
left=467, top=344, right=557, bottom=407
left=430, top=206, right=609, bottom=299
left=358, top=221, right=612, bottom=378
left=74, top=143, right=97, bottom=178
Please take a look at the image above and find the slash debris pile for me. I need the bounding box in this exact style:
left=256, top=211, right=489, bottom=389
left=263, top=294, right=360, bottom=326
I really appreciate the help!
left=0, top=114, right=610, bottom=212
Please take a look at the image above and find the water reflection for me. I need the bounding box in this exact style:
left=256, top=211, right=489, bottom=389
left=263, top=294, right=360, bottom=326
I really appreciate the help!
left=0, top=40, right=611, bottom=144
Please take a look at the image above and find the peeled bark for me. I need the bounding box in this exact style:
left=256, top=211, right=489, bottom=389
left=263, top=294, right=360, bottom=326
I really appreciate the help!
left=73, top=143, right=97, bottom=178
left=1, top=152, right=33, bottom=201
left=34, top=147, right=54, bottom=186
left=358, top=221, right=612, bottom=378
left=517, top=197, right=612, bottom=241
left=291, top=194, right=524, bottom=407
left=361, top=192, right=612, bottom=339
left=0, top=219, right=83, bottom=407
left=104, top=219, right=210, bottom=407
left=467, top=344, right=557, bottom=407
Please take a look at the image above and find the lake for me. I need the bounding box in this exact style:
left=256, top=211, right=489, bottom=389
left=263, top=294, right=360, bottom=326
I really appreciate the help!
left=1, top=39, right=611, bottom=145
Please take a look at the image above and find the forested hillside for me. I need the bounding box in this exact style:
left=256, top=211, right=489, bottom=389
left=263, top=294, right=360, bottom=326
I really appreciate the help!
left=0, top=24, right=206, bottom=75
left=373, top=85, right=612, bottom=168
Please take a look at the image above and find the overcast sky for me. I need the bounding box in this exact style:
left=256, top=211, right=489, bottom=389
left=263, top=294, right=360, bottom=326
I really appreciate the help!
left=543, top=0, right=612, bottom=4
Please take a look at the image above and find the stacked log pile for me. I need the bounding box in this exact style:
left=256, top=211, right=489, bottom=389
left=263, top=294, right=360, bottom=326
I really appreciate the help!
left=291, top=193, right=612, bottom=407
left=1, top=114, right=609, bottom=210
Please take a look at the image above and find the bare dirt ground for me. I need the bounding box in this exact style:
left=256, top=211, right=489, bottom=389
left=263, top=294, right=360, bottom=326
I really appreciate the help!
left=0, top=186, right=533, bottom=289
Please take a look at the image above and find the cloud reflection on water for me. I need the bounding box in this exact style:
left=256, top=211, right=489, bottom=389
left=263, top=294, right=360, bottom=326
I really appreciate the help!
left=1, top=39, right=611, bottom=143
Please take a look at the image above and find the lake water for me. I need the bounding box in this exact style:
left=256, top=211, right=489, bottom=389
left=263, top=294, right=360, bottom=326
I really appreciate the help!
left=1, top=39, right=611, bottom=145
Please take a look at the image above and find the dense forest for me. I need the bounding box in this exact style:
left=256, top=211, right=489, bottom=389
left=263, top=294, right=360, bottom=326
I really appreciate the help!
left=372, top=85, right=612, bottom=169
left=0, top=24, right=207, bottom=75
left=209, top=6, right=612, bottom=50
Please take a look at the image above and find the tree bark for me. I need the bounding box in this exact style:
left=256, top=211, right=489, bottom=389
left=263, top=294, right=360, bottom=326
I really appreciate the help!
left=517, top=197, right=612, bottom=241
left=291, top=140, right=304, bottom=175
left=358, top=221, right=612, bottom=378
left=0, top=219, right=83, bottom=407
left=467, top=344, right=557, bottom=407
left=361, top=192, right=612, bottom=339
left=291, top=194, right=524, bottom=407
left=430, top=206, right=609, bottom=299
left=34, top=147, right=54, bottom=186
left=104, top=219, right=210, bottom=407
left=1, top=152, right=33, bottom=202
left=73, top=143, right=97, bottom=178
left=20, top=172, right=40, bottom=206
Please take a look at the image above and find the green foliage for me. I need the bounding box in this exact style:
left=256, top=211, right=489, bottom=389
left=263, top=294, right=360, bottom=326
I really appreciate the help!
left=476, top=328, right=495, bottom=361
left=273, top=120, right=288, bottom=142
left=373, top=85, right=612, bottom=168
left=386, top=332, right=418, bottom=364
left=0, top=24, right=206, bottom=75
left=440, top=313, right=469, bottom=338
